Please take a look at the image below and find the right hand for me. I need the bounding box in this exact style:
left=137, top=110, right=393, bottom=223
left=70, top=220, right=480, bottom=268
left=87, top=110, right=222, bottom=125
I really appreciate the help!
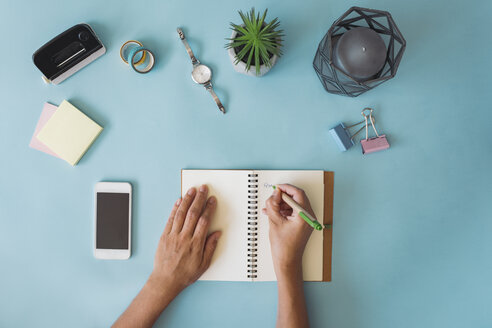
left=262, top=184, right=316, bottom=278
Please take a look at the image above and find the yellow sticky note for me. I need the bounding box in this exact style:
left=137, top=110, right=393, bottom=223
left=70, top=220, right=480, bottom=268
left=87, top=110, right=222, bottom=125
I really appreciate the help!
left=37, top=100, right=103, bottom=166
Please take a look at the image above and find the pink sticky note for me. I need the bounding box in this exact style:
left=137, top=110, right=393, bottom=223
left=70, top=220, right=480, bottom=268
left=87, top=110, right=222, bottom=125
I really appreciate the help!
left=29, top=103, right=60, bottom=158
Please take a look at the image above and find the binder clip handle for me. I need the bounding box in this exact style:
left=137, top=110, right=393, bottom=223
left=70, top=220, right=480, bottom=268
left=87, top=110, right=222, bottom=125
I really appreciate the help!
left=362, top=108, right=379, bottom=140
left=346, top=116, right=376, bottom=140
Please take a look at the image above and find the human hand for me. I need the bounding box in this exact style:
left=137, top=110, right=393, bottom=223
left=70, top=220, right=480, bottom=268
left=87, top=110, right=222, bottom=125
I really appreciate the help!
left=262, top=184, right=315, bottom=279
left=112, top=185, right=221, bottom=328
left=149, top=185, right=221, bottom=295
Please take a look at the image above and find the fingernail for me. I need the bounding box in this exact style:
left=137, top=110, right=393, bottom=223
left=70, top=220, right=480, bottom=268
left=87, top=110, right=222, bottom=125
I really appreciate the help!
left=199, top=184, right=207, bottom=193
left=208, top=196, right=216, bottom=204
left=187, top=187, right=196, bottom=196
left=176, top=198, right=182, bottom=205
left=215, top=232, right=222, bottom=241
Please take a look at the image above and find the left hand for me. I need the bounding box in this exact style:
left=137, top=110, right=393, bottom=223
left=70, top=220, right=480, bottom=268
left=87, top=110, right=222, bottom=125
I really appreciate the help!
left=149, top=185, right=221, bottom=294
left=112, top=185, right=221, bottom=328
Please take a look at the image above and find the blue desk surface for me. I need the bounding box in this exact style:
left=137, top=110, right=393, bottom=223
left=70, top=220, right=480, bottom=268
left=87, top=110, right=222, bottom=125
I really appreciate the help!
left=1, top=0, right=491, bottom=327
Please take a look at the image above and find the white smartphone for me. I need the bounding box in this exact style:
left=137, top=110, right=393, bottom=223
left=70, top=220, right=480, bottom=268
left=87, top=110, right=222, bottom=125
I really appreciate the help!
left=94, top=182, right=132, bottom=260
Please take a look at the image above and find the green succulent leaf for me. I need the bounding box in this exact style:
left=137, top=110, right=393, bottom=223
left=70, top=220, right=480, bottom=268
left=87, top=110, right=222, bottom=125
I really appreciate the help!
left=225, top=7, right=284, bottom=76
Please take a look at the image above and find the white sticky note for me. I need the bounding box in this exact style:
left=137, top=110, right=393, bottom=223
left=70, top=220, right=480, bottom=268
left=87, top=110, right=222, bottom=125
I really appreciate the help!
left=36, top=100, right=103, bottom=166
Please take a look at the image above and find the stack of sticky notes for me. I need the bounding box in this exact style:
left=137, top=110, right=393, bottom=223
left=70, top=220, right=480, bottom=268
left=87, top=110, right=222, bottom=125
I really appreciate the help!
left=29, top=100, right=103, bottom=166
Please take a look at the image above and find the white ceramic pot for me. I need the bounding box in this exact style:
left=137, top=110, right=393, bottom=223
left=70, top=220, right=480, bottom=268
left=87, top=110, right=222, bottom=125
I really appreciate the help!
left=227, top=29, right=279, bottom=77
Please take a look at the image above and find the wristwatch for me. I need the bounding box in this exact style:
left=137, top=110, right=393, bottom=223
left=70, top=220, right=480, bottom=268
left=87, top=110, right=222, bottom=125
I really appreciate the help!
left=177, top=27, right=225, bottom=114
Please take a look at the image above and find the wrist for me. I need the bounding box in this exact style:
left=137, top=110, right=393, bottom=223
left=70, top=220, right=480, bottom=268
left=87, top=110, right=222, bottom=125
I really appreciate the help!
left=147, top=272, right=185, bottom=301
left=274, top=260, right=303, bottom=283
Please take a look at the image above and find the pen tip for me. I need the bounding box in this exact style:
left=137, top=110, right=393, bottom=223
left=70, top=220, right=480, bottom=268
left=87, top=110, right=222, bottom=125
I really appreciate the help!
left=272, top=185, right=276, bottom=190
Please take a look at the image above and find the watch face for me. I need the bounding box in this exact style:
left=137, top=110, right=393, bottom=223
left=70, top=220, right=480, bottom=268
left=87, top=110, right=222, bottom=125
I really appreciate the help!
left=191, top=64, right=212, bottom=84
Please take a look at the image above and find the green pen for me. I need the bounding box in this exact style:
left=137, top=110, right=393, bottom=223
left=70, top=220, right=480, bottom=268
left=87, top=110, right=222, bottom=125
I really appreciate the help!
left=272, top=186, right=327, bottom=231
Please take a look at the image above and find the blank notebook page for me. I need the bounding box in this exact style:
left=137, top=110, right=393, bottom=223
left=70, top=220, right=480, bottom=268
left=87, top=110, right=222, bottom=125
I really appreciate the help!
left=182, top=170, right=250, bottom=281
left=256, top=170, right=324, bottom=281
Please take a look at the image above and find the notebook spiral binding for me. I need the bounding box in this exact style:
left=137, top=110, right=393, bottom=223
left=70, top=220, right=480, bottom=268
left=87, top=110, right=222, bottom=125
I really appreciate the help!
left=247, top=173, right=259, bottom=279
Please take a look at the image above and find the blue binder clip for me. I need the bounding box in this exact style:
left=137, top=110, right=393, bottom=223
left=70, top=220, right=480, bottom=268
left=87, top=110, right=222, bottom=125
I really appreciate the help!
left=329, top=117, right=375, bottom=152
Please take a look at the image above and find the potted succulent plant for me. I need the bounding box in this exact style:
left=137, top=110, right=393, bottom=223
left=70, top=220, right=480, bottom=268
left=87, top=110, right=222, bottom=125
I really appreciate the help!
left=226, top=8, right=284, bottom=77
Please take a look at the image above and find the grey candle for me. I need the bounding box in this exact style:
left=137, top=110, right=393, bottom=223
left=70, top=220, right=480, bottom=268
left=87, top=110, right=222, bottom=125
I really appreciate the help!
left=332, top=27, right=387, bottom=81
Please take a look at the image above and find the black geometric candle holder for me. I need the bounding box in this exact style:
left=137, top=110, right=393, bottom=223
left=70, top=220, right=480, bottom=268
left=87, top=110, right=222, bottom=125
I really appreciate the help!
left=313, top=7, right=406, bottom=97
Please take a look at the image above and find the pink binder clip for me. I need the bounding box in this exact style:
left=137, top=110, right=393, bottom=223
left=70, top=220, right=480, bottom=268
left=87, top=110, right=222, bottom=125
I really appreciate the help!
left=360, top=108, right=390, bottom=155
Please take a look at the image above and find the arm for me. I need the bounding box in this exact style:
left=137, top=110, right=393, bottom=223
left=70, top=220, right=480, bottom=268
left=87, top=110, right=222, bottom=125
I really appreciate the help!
left=263, top=184, right=316, bottom=328
left=113, top=185, right=221, bottom=328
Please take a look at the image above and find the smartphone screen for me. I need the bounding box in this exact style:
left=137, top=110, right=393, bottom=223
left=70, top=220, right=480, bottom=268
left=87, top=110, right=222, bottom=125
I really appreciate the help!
left=96, top=192, right=130, bottom=249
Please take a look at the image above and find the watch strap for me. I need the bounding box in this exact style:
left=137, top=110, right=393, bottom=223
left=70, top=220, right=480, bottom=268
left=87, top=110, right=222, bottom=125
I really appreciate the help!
left=205, top=82, right=225, bottom=114
left=177, top=28, right=199, bottom=66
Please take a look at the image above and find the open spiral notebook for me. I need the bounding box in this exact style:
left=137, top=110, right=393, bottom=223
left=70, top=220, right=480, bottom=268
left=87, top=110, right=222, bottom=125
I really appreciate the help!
left=181, top=170, right=334, bottom=282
